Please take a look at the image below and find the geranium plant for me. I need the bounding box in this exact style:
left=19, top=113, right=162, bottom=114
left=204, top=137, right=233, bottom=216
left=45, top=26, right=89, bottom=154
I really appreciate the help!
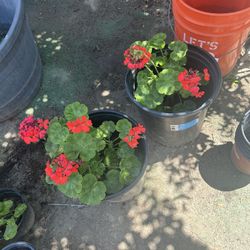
left=124, top=33, right=210, bottom=112
left=18, top=102, right=145, bottom=205
left=0, top=199, right=27, bottom=240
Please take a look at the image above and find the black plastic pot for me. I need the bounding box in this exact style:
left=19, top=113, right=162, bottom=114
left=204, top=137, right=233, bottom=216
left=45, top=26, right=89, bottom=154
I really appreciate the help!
left=0, top=189, right=35, bottom=248
left=0, top=0, right=42, bottom=121
left=2, top=242, right=35, bottom=250
left=125, top=44, right=222, bottom=146
left=89, top=110, right=148, bottom=203
left=231, top=110, right=250, bottom=175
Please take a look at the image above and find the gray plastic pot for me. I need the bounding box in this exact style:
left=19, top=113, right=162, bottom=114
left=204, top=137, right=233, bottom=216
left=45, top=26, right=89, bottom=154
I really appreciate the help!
left=2, top=242, right=35, bottom=250
left=0, top=189, right=35, bottom=248
left=89, top=110, right=148, bottom=203
left=231, top=110, right=250, bottom=175
left=125, top=44, right=222, bottom=147
left=0, top=0, right=42, bottom=122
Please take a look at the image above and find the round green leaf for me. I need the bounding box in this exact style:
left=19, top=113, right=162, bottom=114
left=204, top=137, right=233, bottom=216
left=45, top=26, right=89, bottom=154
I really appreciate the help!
left=149, top=33, right=166, bottom=50
left=119, top=155, right=141, bottom=185
left=168, top=41, right=188, bottom=62
left=64, top=102, right=88, bottom=121
left=48, top=121, right=69, bottom=145
left=117, top=142, right=135, bottom=158
left=104, top=170, right=124, bottom=194
left=45, top=139, right=63, bottom=158
left=63, top=133, right=97, bottom=161
left=116, top=119, right=132, bottom=139
left=79, top=174, right=106, bottom=205
left=58, top=173, right=83, bottom=198
left=156, top=69, right=180, bottom=95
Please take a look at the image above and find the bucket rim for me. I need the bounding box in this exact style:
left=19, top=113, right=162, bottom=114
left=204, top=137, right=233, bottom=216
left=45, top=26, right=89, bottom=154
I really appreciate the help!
left=125, top=44, right=222, bottom=118
left=241, top=110, right=250, bottom=147
left=88, top=109, right=148, bottom=201
left=0, top=0, right=23, bottom=54
left=178, top=0, right=250, bottom=17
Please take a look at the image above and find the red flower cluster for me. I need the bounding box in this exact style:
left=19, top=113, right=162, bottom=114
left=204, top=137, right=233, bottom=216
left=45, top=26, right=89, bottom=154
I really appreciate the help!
left=178, top=69, right=206, bottom=98
left=66, top=116, right=92, bottom=133
left=19, top=116, right=49, bottom=144
left=123, top=124, right=146, bottom=148
left=124, top=45, right=151, bottom=70
left=45, top=154, right=79, bottom=185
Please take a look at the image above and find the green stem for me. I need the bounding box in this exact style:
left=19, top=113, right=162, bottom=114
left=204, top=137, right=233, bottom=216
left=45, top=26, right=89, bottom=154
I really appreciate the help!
left=178, top=93, right=183, bottom=104
left=144, top=64, right=154, bottom=76
left=149, top=59, right=159, bottom=75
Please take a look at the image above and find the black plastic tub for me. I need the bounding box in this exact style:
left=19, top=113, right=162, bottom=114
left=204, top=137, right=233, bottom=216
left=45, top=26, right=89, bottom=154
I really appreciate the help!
left=0, top=0, right=42, bottom=122
left=89, top=110, right=148, bottom=203
left=0, top=189, right=35, bottom=248
left=2, top=242, right=35, bottom=250
left=231, top=110, right=250, bottom=175
left=125, top=44, right=222, bottom=147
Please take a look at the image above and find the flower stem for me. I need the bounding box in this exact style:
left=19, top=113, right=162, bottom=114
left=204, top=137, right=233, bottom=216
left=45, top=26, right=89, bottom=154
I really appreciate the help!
left=149, top=59, right=159, bottom=75
left=144, top=64, right=154, bottom=76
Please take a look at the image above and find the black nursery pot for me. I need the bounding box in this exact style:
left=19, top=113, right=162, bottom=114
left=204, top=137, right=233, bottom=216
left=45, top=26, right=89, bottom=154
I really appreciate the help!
left=0, top=0, right=42, bottom=121
left=89, top=110, right=148, bottom=203
left=231, top=110, right=250, bottom=175
left=2, top=242, right=35, bottom=250
left=125, top=44, right=222, bottom=146
left=0, top=189, right=35, bottom=247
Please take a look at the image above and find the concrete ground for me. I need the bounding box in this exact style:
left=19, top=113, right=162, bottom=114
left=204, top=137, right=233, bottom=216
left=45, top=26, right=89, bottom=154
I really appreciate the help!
left=1, top=0, right=250, bottom=249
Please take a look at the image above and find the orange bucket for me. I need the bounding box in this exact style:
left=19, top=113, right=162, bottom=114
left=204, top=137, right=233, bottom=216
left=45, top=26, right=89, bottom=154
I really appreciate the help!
left=173, top=0, right=250, bottom=76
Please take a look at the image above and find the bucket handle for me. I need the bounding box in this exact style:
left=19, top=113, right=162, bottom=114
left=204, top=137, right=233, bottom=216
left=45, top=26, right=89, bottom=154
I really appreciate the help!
left=167, top=0, right=250, bottom=59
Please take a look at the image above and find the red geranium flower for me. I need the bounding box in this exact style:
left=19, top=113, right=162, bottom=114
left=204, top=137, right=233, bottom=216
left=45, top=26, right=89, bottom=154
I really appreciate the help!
left=66, top=116, right=92, bottom=133
left=45, top=154, right=79, bottom=185
left=124, top=45, right=151, bottom=70
left=203, top=68, right=210, bottom=81
left=178, top=70, right=205, bottom=98
left=19, top=116, right=49, bottom=144
left=123, top=124, right=146, bottom=148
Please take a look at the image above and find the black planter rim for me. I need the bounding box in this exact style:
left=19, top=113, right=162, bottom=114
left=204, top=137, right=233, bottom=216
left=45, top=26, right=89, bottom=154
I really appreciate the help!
left=2, top=241, right=34, bottom=250
left=240, top=109, right=250, bottom=146
left=125, top=44, right=222, bottom=118
left=89, top=109, right=148, bottom=200
left=0, top=188, right=27, bottom=241
left=0, top=0, right=23, bottom=55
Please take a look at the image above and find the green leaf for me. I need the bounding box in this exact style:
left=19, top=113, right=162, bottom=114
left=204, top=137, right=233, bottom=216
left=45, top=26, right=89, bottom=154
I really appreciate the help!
left=47, top=121, right=69, bottom=145
left=97, top=121, right=116, bottom=138
left=79, top=174, right=106, bottom=205
left=64, top=102, right=88, bottom=121
left=132, top=40, right=150, bottom=51
left=104, top=147, right=120, bottom=169
left=168, top=41, right=188, bottom=62
left=135, top=83, right=164, bottom=109
left=4, top=218, right=18, bottom=241
left=119, top=155, right=141, bottom=185
left=0, top=218, right=7, bottom=226
left=0, top=200, right=13, bottom=217
left=45, top=139, right=63, bottom=158
left=89, top=161, right=105, bottom=178
left=116, top=119, right=132, bottom=139
left=14, top=204, right=27, bottom=219
left=104, top=170, right=124, bottom=194
left=117, top=142, right=135, bottom=158
left=58, top=173, right=83, bottom=198
left=63, top=133, right=98, bottom=161
left=156, top=69, right=181, bottom=95
left=149, top=33, right=166, bottom=50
